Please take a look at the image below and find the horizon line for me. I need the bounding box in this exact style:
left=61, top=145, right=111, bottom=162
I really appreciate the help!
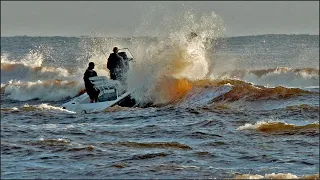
left=1, top=33, right=319, bottom=38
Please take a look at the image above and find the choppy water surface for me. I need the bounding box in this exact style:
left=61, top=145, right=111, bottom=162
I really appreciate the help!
left=1, top=11, right=319, bottom=179
left=1, top=97, right=319, bottom=179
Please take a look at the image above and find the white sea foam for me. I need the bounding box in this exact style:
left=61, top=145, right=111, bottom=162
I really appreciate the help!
left=1, top=50, right=43, bottom=68
left=3, top=80, right=83, bottom=102
left=242, top=69, right=319, bottom=88
left=237, top=120, right=285, bottom=131
left=22, top=103, right=76, bottom=113
left=36, top=103, right=76, bottom=113
left=124, top=10, right=225, bottom=105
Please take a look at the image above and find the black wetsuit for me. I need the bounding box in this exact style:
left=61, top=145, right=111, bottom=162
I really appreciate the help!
left=107, top=53, right=125, bottom=82
left=83, top=69, right=99, bottom=101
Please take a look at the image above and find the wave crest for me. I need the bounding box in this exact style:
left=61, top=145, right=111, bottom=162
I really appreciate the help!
left=2, top=80, right=83, bottom=101
left=237, top=121, right=319, bottom=133
left=211, top=79, right=316, bottom=102
left=217, top=67, right=319, bottom=88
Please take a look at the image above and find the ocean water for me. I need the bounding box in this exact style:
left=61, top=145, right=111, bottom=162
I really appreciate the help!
left=1, top=30, right=319, bottom=178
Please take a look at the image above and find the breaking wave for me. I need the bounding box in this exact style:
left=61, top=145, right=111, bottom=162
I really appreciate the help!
left=217, top=67, right=319, bottom=88
left=237, top=120, right=319, bottom=133
left=1, top=76, right=317, bottom=106
left=210, top=79, right=317, bottom=102
left=2, top=80, right=83, bottom=101
left=1, top=53, right=84, bottom=84
left=123, top=10, right=226, bottom=105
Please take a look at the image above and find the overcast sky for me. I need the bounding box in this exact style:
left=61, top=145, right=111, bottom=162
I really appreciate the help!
left=1, top=1, right=319, bottom=37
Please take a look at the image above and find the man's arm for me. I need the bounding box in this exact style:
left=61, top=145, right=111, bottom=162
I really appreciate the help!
left=107, top=55, right=112, bottom=70
left=83, top=70, right=92, bottom=85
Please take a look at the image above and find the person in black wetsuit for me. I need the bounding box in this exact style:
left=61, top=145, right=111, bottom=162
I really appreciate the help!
left=107, top=47, right=125, bottom=83
left=83, top=62, right=100, bottom=103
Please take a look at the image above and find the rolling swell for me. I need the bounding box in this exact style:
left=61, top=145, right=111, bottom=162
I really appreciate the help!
left=102, top=142, right=192, bottom=150
left=133, top=76, right=317, bottom=107
left=1, top=76, right=317, bottom=107
left=153, top=77, right=317, bottom=106
left=219, top=67, right=319, bottom=79
left=238, top=121, right=319, bottom=134
left=148, top=77, right=318, bottom=106
left=217, top=67, right=319, bottom=88
left=210, top=79, right=317, bottom=102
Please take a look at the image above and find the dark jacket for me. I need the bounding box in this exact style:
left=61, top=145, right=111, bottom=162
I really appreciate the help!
left=107, top=53, right=125, bottom=72
left=83, top=68, right=98, bottom=89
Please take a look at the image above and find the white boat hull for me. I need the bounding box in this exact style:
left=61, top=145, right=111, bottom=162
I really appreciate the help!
left=61, top=75, right=133, bottom=113
left=61, top=91, right=132, bottom=113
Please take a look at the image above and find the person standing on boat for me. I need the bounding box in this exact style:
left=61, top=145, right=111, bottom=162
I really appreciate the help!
left=107, top=47, right=125, bottom=83
left=83, top=62, right=100, bottom=103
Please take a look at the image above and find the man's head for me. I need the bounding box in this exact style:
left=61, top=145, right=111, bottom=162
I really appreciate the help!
left=113, top=47, right=119, bottom=53
left=88, top=62, right=95, bottom=69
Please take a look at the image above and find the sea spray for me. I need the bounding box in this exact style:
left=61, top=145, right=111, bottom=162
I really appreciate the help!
left=125, top=10, right=226, bottom=105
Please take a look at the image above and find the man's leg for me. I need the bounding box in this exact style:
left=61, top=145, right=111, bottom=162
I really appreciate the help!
left=88, top=91, right=95, bottom=103
left=94, top=90, right=100, bottom=102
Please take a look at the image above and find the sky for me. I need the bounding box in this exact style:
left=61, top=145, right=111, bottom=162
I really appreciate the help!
left=1, top=1, right=319, bottom=37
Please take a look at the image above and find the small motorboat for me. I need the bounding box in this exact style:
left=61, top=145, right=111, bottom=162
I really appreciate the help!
left=61, top=48, right=136, bottom=113
left=61, top=76, right=135, bottom=113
